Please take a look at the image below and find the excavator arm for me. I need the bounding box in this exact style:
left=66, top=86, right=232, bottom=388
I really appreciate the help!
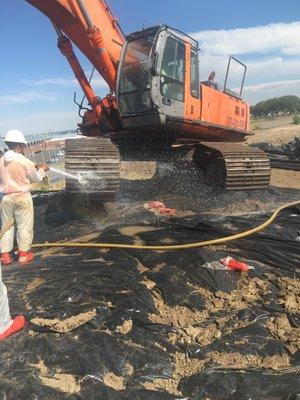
left=25, top=0, right=126, bottom=134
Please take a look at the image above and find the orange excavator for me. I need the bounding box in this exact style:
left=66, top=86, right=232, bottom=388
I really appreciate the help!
left=26, top=0, right=271, bottom=194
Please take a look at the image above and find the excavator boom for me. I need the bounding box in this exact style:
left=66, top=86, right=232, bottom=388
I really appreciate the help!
left=26, top=0, right=125, bottom=92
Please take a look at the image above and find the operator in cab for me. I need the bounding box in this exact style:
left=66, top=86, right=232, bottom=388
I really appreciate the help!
left=0, top=130, right=49, bottom=265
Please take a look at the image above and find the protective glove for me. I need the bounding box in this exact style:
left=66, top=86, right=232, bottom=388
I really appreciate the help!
left=35, top=163, right=49, bottom=172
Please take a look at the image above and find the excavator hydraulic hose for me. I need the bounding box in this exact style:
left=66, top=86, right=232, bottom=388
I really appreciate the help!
left=0, top=200, right=299, bottom=251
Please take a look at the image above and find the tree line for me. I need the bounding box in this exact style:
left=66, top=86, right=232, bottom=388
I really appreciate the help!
left=251, top=95, right=300, bottom=117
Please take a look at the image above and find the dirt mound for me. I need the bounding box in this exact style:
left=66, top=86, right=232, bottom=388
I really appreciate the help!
left=31, top=309, right=96, bottom=333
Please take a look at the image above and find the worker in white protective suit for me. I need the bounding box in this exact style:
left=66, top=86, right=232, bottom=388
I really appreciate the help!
left=0, top=130, right=49, bottom=265
left=0, top=262, right=25, bottom=340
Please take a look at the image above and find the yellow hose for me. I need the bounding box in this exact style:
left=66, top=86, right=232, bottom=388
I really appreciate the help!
left=24, top=199, right=299, bottom=251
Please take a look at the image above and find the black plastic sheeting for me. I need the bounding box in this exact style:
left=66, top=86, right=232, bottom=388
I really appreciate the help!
left=0, top=190, right=299, bottom=400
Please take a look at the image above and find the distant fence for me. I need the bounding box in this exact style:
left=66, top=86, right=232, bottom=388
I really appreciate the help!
left=25, top=139, right=66, bottom=191
left=23, top=138, right=65, bottom=157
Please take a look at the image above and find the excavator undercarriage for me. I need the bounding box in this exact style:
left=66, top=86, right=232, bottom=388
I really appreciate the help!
left=65, top=137, right=271, bottom=195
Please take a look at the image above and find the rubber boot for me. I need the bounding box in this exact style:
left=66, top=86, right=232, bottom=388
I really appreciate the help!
left=1, top=252, right=12, bottom=265
left=0, top=315, right=26, bottom=341
left=18, top=251, right=34, bottom=265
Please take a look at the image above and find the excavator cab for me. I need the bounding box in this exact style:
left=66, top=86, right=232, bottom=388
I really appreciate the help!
left=117, top=26, right=199, bottom=130
left=117, top=25, right=252, bottom=143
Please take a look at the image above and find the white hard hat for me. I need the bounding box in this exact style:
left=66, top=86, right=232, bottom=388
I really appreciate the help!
left=5, top=130, right=28, bottom=144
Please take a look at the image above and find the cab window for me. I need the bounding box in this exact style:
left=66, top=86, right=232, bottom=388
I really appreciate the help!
left=191, top=50, right=200, bottom=98
left=160, top=37, right=185, bottom=102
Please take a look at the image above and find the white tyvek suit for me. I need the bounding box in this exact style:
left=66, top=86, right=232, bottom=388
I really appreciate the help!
left=0, top=150, right=45, bottom=253
left=1, top=193, right=34, bottom=252
left=0, top=263, right=12, bottom=334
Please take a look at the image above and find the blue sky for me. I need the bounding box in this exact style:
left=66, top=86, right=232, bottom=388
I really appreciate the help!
left=1, top=0, right=300, bottom=134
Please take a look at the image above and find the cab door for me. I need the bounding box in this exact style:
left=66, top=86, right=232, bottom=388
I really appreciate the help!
left=185, top=43, right=201, bottom=120
left=155, top=34, right=186, bottom=118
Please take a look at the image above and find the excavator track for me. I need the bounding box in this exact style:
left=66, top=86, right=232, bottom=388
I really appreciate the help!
left=193, top=142, right=271, bottom=190
left=65, top=137, right=120, bottom=196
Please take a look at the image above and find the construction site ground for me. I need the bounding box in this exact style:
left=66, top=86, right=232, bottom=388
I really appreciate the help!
left=1, top=118, right=299, bottom=399
left=250, top=114, right=299, bottom=145
left=249, top=114, right=300, bottom=189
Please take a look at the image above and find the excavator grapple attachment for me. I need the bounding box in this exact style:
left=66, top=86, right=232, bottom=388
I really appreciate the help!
left=193, top=143, right=271, bottom=190
left=65, top=137, right=120, bottom=196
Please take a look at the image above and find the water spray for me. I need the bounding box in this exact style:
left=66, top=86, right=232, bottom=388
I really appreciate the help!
left=49, top=167, right=87, bottom=185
